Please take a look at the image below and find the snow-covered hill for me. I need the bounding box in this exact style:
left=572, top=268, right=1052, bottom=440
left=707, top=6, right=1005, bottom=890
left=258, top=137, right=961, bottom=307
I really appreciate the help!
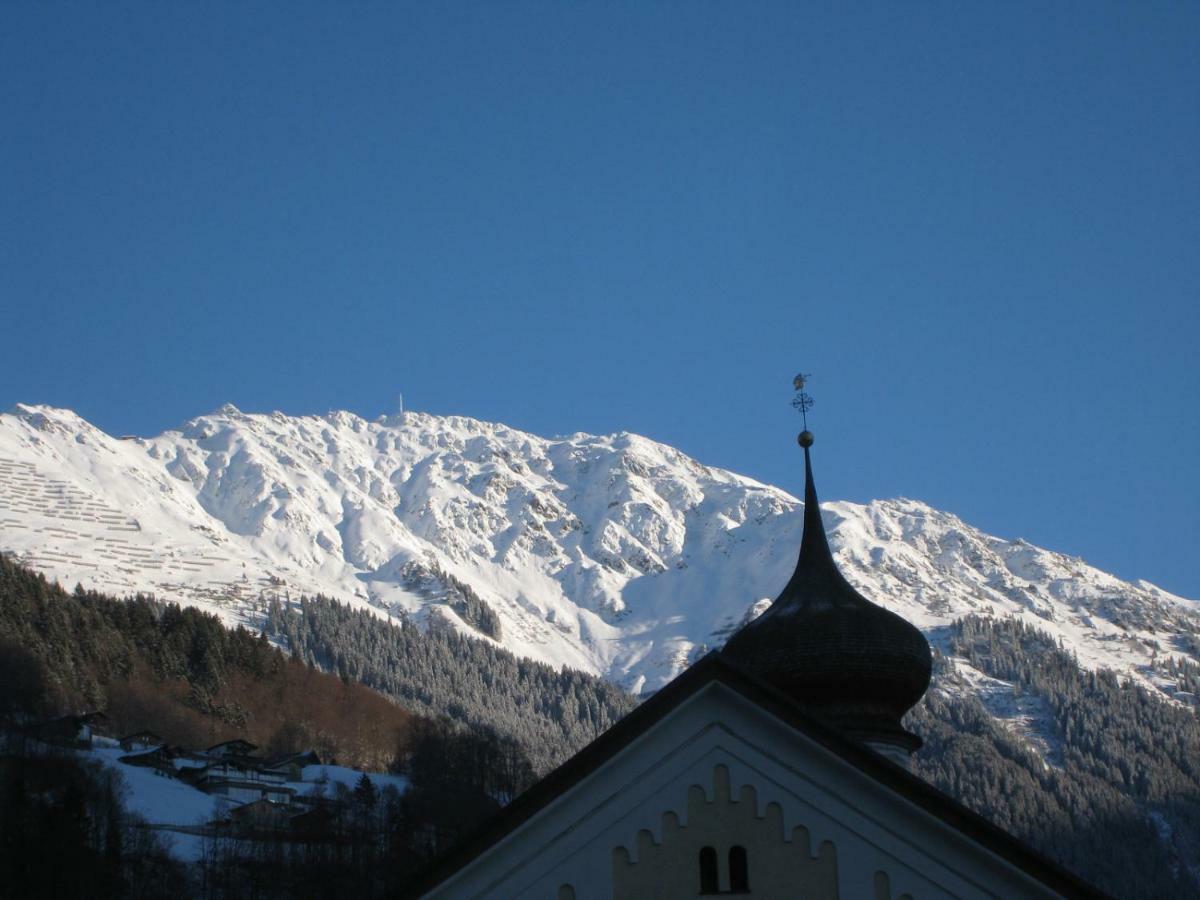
left=1, top=403, right=1196, bottom=703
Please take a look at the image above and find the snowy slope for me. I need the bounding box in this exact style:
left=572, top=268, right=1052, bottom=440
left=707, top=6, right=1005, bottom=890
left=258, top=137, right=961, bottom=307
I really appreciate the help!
left=83, top=746, right=407, bottom=861
left=1, top=403, right=1196, bottom=703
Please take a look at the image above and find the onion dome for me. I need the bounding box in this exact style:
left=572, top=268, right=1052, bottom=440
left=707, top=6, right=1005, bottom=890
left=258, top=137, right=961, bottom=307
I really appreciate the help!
left=722, top=434, right=932, bottom=755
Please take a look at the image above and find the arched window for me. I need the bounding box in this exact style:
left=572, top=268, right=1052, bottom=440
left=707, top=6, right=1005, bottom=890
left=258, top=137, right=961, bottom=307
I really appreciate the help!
left=698, top=846, right=719, bottom=893
left=729, top=845, right=750, bottom=892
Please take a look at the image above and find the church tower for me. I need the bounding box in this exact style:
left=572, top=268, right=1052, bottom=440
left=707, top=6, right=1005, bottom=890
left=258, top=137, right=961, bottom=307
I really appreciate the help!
left=722, top=384, right=932, bottom=766
left=416, top=378, right=1100, bottom=899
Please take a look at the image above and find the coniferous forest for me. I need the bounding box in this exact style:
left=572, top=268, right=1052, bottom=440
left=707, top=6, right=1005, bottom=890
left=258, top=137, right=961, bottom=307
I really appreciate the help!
left=266, top=593, right=1200, bottom=897
left=0, top=557, right=544, bottom=896
left=0, top=556, right=411, bottom=769
left=261, top=594, right=636, bottom=774
left=2, top=556, right=1199, bottom=897
left=909, top=616, right=1200, bottom=898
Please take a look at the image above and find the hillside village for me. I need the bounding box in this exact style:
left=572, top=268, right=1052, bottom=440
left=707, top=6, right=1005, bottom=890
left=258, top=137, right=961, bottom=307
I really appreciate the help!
left=23, top=711, right=408, bottom=855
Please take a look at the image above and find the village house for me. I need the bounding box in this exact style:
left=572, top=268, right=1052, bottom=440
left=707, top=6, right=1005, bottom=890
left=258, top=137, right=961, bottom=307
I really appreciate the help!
left=33, top=711, right=111, bottom=748
left=262, top=749, right=323, bottom=782
left=204, top=738, right=258, bottom=758
left=187, top=756, right=296, bottom=805
left=119, top=730, right=162, bottom=753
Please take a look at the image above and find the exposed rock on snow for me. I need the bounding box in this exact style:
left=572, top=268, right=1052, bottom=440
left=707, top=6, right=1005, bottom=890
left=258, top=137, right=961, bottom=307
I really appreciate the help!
left=1, top=403, right=1196, bottom=700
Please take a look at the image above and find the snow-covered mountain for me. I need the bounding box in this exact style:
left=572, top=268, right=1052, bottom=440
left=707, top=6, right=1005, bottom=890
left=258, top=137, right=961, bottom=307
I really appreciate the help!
left=1, top=403, right=1196, bottom=703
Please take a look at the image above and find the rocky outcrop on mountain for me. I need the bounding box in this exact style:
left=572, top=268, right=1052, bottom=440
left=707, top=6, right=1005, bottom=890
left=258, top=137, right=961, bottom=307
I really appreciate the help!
left=1, top=403, right=1195, bottom=701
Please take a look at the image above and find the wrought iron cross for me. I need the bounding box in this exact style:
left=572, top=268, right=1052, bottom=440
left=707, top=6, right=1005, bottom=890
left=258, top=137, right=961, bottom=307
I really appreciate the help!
left=791, top=373, right=814, bottom=431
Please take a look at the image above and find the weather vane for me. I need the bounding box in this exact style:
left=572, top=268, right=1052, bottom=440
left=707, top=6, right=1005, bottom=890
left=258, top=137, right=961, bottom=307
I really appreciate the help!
left=792, top=372, right=815, bottom=447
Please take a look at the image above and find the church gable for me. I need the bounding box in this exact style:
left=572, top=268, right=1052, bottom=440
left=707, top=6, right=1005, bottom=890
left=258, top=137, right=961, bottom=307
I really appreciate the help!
left=419, top=672, right=1076, bottom=899
left=611, top=764, right=839, bottom=899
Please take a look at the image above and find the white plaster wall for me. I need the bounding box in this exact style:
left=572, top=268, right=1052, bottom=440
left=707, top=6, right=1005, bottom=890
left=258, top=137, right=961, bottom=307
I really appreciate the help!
left=422, top=682, right=1063, bottom=900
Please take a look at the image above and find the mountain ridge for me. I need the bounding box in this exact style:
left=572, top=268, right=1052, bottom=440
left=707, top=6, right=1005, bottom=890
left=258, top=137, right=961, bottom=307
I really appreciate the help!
left=1, top=402, right=1195, bottom=705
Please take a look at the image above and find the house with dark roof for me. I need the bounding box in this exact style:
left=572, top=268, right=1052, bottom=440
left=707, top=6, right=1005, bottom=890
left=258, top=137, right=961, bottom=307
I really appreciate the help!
left=188, top=757, right=295, bottom=806
left=261, top=749, right=323, bottom=781
left=118, top=744, right=176, bottom=775
left=204, top=738, right=258, bottom=758
left=413, top=425, right=1105, bottom=899
left=119, top=730, right=163, bottom=753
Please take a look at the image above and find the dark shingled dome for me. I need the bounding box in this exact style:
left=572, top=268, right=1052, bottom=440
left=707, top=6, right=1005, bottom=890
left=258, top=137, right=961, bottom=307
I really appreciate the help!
left=722, top=443, right=932, bottom=753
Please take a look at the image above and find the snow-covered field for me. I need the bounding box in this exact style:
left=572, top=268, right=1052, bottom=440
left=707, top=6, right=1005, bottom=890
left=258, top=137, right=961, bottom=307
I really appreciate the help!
left=291, top=763, right=408, bottom=799
left=1, top=403, right=1196, bottom=703
left=93, top=746, right=223, bottom=825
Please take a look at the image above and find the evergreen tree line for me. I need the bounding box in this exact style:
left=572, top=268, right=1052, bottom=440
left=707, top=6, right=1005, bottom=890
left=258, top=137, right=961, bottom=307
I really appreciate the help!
left=262, top=594, right=635, bottom=773
left=0, top=737, right=190, bottom=898
left=6, top=554, right=1199, bottom=897
left=424, top=561, right=503, bottom=640
left=0, top=555, right=410, bottom=769
left=0, top=557, right=540, bottom=897
left=263, top=591, right=1200, bottom=896
left=195, top=772, right=410, bottom=899
left=908, top=614, right=1200, bottom=899
left=1156, top=653, right=1200, bottom=710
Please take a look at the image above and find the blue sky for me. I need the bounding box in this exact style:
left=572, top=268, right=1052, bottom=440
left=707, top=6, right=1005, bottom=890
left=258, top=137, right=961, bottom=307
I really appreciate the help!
left=2, top=3, right=1197, bottom=598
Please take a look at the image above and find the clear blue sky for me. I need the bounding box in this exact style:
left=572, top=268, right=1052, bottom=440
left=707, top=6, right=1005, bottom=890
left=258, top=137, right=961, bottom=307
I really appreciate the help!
left=2, top=3, right=1197, bottom=598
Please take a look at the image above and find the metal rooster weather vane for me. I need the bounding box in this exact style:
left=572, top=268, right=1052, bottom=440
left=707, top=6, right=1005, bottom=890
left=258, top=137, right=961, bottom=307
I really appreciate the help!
left=792, top=373, right=815, bottom=448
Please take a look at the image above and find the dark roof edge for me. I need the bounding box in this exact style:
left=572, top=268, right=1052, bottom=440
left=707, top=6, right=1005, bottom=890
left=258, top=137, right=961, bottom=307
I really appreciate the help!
left=404, top=653, right=731, bottom=897
left=706, top=656, right=1108, bottom=900
left=406, top=653, right=1108, bottom=900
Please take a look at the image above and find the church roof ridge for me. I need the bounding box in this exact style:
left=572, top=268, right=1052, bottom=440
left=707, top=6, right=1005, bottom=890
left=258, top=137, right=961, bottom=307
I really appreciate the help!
left=405, top=652, right=1106, bottom=900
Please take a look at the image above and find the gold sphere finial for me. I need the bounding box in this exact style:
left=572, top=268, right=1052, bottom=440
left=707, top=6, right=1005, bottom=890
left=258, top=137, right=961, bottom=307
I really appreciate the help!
left=798, top=430, right=814, bottom=448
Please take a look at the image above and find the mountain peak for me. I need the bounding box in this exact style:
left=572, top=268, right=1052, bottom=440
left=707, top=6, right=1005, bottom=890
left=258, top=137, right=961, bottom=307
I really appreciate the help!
left=5, top=403, right=95, bottom=435
left=0, top=403, right=1194, bottom=700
